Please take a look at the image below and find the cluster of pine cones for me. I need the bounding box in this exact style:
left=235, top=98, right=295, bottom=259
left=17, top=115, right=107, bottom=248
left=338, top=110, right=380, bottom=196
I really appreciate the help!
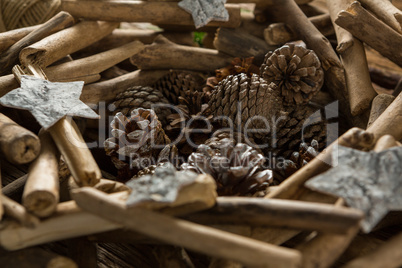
left=104, top=44, right=326, bottom=196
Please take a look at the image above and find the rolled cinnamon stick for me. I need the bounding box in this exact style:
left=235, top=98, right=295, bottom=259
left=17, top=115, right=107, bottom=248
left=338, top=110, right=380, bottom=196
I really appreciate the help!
left=0, top=12, right=74, bottom=76
left=22, top=130, right=60, bottom=218
left=20, top=20, right=119, bottom=68
left=0, top=113, right=41, bottom=164
left=61, top=0, right=241, bottom=28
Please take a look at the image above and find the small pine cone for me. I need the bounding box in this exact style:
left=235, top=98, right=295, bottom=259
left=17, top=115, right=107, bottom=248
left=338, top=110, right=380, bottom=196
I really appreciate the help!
left=274, top=139, right=319, bottom=181
left=153, top=71, right=204, bottom=105
left=112, top=86, right=171, bottom=126
left=204, top=130, right=261, bottom=154
left=131, top=162, right=166, bottom=179
left=181, top=142, right=273, bottom=196
left=260, top=44, right=324, bottom=105
left=104, top=108, right=171, bottom=181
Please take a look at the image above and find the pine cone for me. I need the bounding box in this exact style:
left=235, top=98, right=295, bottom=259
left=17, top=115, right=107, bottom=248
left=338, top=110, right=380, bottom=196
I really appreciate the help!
left=181, top=142, right=273, bottom=196
left=274, top=139, right=319, bottom=181
left=112, top=86, right=171, bottom=126
left=204, top=130, right=261, bottom=155
left=153, top=71, right=205, bottom=105
left=260, top=44, right=324, bottom=105
left=207, top=73, right=327, bottom=157
left=131, top=162, right=166, bottom=179
left=104, top=108, right=172, bottom=181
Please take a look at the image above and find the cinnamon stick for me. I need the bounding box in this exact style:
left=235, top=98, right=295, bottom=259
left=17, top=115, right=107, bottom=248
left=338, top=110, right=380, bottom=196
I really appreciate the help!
left=130, top=35, right=232, bottom=72
left=0, top=113, right=41, bottom=164
left=19, top=20, right=119, bottom=68
left=0, top=12, right=74, bottom=76
left=61, top=0, right=241, bottom=28
left=22, top=131, right=60, bottom=218
left=72, top=187, right=302, bottom=268
left=335, top=1, right=402, bottom=67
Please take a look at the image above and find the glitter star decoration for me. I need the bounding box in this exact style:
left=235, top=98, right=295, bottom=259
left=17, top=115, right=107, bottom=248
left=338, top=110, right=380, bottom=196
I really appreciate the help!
left=0, top=75, right=99, bottom=129
left=305, top=145, right=402, bottom=233
left=126, top=163, right=199, bottom=207
left=178, top=0, right=229, bottom=29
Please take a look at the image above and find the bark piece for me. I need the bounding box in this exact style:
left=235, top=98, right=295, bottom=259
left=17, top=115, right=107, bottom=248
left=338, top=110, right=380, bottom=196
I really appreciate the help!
left=130, top=35, right=232, bottom=72
left=305, top=145, right=402, bottom=233
left=335, top=2, right=402, bottom=67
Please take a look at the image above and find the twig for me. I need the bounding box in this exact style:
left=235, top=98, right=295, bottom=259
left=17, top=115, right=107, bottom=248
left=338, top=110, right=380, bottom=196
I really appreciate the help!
left=359, top=0, right=402, bottom=34
left=373, top=135, right=398, bottom=152
left=367, top=94, right=395, bottom=128
left=0, top=24, right=40, bottom=53
left=335, top=1, right=402, bottom=67
left=1, top=194, right=40, bottom=228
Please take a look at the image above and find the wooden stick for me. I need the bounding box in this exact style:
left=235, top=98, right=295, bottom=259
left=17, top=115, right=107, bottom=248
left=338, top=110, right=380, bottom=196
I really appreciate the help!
left=297, top=223, right=360, bottom=268
left=373, top=134, right=398, bottom=152
left=264, top=14, right=334, bottom=46
left=0, top=113, right=41, bottom=164
left=213, top=27, right=276, bottom=58
left=326, top=0, right=377, bottom=116
left=1, top=195, right=40, bottom=228
left=0, top=24, right=40, bottom=53
left=130, top=35, right=232, bottom=72
left=265, top=128, right=375, bottom=200
left=184, top=197, right=363, bottom=234
left=367, top=94, right=395, bottom=128
left=49, top=118, right=101, bottom=186
left=22, top=131, right=60, bottom=218
left=359, top=0, right=402, bottom=34
left=72, top=187, right=302, bottom=268
left=342, top=232, right=402, bottom=268
left=0, top=200, right=121, bottom=250
left=367, top=92, right=402, bottom=141
left=46, top=40, right=144, bottom=81
left=20, top=21, right=119, bottom=68
left=81, top=69, right=170, bottom=104
left=61, top=0, right=241, bottom=28
left=335, top=2, right=402, bottom=67
left=0, top=12, right=74, bottom=76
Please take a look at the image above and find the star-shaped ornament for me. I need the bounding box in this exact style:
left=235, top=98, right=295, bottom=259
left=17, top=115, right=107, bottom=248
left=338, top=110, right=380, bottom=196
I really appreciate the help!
left=305, top=145, right=402, bottom=233
left=126, top=163, right=199, bottom=207
left=0, top=75, right=99, bottom=129
left=178, top=0, right=229, bottom=28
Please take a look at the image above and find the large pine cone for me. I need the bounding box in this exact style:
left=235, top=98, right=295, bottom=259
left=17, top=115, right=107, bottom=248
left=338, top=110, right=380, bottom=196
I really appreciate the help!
left=260, top=44, right=324, bottom=105
left=112, top=86, right=171, bottom=126
left=153, top=70, right=205, bottom=105
left=181, top=141, right=273, bottom=196
left=104, top=108, right=173, bottom=181
left=207, top=73, right=327, bottom=157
